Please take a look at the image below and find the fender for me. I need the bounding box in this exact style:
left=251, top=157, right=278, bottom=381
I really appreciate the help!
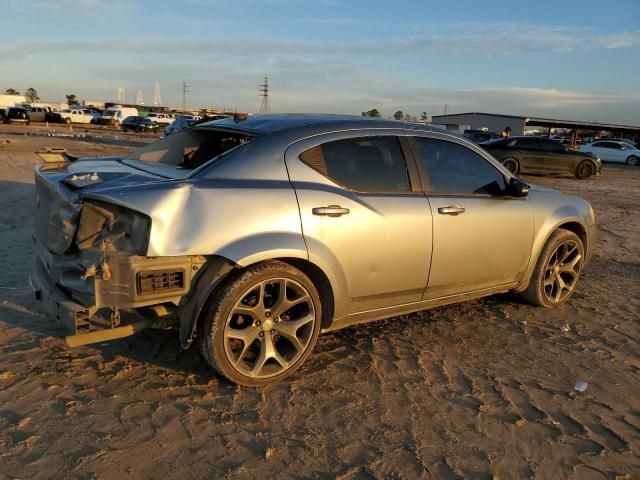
left=514, top=214, right=588, bottom=292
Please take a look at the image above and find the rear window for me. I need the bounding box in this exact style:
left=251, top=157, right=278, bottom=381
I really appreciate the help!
left=123, top=128, right=256, bottom=173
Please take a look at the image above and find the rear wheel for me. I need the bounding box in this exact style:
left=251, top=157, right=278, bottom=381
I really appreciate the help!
left=198, top=261, right=322, bottom=386
left=627, top=156, right=638, bottom=166
left=575, top=160, right=596, bottom=179
left=502, top=157, right=519, bottom=174
left=521, top=229, right=584, bottom=307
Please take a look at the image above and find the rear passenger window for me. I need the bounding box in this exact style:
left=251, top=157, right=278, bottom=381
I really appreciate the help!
left=299, top=136, right=410, bottom=193
left=412, top=138, right=508, bottom=195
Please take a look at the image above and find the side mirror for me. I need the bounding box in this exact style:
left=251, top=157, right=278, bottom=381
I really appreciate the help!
left=508, top=178, right=529, bottom=197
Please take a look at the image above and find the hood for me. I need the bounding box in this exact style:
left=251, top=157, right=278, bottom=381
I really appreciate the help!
left=34, top=157, right=169, bottom=255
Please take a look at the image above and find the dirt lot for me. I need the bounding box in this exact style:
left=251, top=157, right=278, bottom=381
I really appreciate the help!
left=0, top=130, right=639, bottom=479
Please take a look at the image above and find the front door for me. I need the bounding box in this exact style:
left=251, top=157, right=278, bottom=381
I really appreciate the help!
left=408, top=134, right=534, bottom=299
left=284, top=131, right=432, bottom=318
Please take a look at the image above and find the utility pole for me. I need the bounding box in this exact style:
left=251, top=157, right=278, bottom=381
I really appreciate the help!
left=182, top=81, right=189, bottom=113
left=443, top=103, right=449, bottom=115
left=259, top=76, right=270, bottom=114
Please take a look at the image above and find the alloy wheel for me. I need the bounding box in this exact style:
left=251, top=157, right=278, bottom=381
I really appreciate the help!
left=542, top=239, right=583, bottom=304
left=223, top=278, right=316, bottom=379
left=503, top=159, right=518, bottom=173
left=578, top=162, right=595, bottom=178
left=627, top=156, right=638, bottom=166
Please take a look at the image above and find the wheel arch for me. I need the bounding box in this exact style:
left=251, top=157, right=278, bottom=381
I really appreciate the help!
left=515, top=218, right=588, bottom=293
left=178, top=253, right=339, bottom=349
left=275, top=257, right=335, bottom=330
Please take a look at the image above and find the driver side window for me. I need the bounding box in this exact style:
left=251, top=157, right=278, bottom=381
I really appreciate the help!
left=412, top=137, right=508, bottom=195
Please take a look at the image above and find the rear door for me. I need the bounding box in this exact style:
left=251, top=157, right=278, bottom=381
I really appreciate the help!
left=539, top=140, right=570, bottom=173
left=408, top=133, right=534, bottom=299
left=589, top=142, right=621, bottom=162
left=512, top=138, right=545, bottom=171
left=285, top=130, right=432, bottom=316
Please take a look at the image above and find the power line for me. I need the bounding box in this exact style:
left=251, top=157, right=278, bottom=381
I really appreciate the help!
left=259, top=76, right=270, bottom=114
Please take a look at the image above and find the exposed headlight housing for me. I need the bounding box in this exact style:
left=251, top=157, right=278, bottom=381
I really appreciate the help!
left=76, top=200, right=150, bottom=255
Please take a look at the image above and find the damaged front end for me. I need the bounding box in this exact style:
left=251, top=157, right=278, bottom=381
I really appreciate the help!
left=30, top=162, right=210, bottom=347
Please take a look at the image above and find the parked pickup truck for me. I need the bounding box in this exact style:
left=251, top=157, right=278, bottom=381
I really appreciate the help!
left=59, top=109, right=97, bottom=124
left=145, top=112, right=174, bottom=125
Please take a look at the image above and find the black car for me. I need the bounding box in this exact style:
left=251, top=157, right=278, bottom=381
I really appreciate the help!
left=122, top=116, right=159, bottom=133
left=482, top=136, right=602, bottom=179
left=4, top=107, right=30, bottom=125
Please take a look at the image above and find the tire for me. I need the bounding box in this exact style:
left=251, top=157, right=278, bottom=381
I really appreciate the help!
left=198, top=260, right=322, bottom=386
left=626, top=156, right=638, bottom=166
left=575, top=160, right=596, bottom=179
left=502, top=157, right=519, bottom=174
left=521, top=229, right=585, bottom=308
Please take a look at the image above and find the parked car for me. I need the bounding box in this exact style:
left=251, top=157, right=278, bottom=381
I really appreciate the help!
left=482, top=136, right=602, bottom=179
left=579, top=140, right=640, bottom=166
left=464, top=130, right=501, bottom=143
left=4, top=107, right=30, bottom=124
left=145, top=112, right=174, bottom=125
left=164, top=116, right=196, bottom=135
left=25, top=106, right=51, bottom=122
left=30, top=114, right=596, bottom=386
left=59, top=109, right=96, bottom=124
left=122, top=116, right=160, bottom=133
left=98, top=106, right=139, bottom=126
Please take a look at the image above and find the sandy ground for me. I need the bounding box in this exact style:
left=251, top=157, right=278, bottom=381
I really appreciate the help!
left=0, top=130, right=639, bottom=479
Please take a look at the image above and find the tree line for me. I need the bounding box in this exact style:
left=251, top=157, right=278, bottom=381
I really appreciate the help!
left=4, top=88, right=78, bottom=105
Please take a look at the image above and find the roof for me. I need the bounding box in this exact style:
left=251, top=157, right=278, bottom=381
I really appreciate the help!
left=198, top=113, right=435, bottom=135
left=432, top=112, right=640, bottom=132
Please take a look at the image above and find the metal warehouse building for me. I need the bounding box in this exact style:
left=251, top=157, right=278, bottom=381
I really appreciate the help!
left=431, top=112, right=640, bottom=142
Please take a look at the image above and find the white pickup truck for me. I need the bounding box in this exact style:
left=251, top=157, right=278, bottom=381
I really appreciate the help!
left=145, top=112, right=174, bottom=125
left=59, top=109, right=97, bottom=124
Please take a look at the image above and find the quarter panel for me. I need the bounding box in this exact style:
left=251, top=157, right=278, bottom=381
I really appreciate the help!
left=85, top=178, right=307, bottom=261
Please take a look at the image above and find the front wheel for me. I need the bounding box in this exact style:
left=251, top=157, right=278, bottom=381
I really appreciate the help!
left=627, top=156, right=638, bottom=166
left=502, top=157, right=519, bottom=174
left=198, top=261, right=322, bottom=386
left=576, top=160, right=596, bottom=179
left=521, top=229, right=584, bottom=308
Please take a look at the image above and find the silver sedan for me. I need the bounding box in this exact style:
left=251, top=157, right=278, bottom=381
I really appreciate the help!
left=31, top=114, right=596, bottom=386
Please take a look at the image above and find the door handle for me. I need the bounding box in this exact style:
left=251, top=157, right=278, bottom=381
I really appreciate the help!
left=312, top=205, right=350, bottom=217
left=438, top=205, right=465, bottom=215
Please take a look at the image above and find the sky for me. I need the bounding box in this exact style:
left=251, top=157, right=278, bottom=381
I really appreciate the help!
left=2, top=0, right=640, bottom=123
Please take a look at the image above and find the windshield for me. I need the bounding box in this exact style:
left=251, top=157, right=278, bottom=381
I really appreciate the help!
left=123, top=127, right=256, bottom=175
left=103, top=110, right=117, bottom=117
